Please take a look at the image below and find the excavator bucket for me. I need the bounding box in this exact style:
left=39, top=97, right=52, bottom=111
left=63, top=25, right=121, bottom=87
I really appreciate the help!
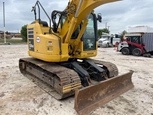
left=74, top=70, right=134, bottom=115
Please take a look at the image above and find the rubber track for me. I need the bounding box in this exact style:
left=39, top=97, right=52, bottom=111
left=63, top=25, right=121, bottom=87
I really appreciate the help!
left=19, top=58, right=118, bottom=99
left=19, top=58, right=82, bottom=99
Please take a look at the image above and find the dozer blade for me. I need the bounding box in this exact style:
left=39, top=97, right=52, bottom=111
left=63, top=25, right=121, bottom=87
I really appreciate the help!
left=74, top=70, right=134, bottom=115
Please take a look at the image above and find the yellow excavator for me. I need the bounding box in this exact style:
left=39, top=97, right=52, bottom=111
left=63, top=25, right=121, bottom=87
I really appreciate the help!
left=19, top=0, right=134, bottom=115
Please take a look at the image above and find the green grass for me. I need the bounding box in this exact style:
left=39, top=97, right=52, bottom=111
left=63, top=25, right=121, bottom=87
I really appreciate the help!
left=0, top=38, right=26, bottom=44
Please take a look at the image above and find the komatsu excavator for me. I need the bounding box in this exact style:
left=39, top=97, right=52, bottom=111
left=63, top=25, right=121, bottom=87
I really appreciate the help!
left=19, top=0, right=134, bottom=115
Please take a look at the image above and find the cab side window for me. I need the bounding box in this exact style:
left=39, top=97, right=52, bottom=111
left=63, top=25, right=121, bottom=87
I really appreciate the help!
left=131, top=36, right=140, bottom=44
left=126, top=37, right=131, bottom=41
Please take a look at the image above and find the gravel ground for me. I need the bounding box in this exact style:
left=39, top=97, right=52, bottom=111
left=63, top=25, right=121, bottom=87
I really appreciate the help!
left=0, top=44, right=153, bottom=115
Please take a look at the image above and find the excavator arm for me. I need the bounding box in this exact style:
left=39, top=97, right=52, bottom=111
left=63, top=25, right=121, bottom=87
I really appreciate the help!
left=60, top=0, right=120, bottom=42
left=50, top=0, right=121, bottom=59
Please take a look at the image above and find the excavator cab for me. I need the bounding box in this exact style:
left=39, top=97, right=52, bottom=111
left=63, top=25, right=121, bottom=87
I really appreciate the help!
left=51, top=10, right=99, bottom=56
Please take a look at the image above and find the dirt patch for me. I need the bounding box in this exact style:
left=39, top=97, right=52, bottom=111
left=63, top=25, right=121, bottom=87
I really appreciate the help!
left=0, top=45, right=153, bottom=115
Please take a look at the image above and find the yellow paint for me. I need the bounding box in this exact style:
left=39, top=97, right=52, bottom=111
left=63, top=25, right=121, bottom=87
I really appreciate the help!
left=27, top=0, right=120, bottom=62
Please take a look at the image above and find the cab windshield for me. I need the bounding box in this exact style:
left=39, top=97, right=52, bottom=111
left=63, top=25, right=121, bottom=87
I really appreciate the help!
left=82, top=14, right=96, bottom=51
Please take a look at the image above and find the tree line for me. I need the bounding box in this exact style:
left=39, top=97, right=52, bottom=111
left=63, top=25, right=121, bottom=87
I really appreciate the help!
left=20, top=25, right=127, bottom=42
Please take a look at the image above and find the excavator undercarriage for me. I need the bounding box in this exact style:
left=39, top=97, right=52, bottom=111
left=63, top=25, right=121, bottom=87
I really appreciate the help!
left=19, top=58, right=133, bottom=114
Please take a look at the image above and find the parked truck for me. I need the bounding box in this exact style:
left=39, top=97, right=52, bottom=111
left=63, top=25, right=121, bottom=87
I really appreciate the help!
left=117, top=33, right=153, bottom=57
left=98, top=33, right=120, bottom=47
left=98, top=33, right=112, bottom=47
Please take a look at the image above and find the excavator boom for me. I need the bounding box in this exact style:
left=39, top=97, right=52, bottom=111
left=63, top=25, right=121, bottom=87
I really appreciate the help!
left=62, top=0, right=121, bottom=43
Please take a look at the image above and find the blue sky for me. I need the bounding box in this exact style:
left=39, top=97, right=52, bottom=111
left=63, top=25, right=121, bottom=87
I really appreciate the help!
left=0, top=0, right=153, bottom=34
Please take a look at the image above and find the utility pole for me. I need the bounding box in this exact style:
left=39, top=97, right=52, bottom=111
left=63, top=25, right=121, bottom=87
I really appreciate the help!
left=3, top=2, right=6, bottom=43
left=105, top=22, right=107, bottom=29
left=108, top=26, right=110, bottom=30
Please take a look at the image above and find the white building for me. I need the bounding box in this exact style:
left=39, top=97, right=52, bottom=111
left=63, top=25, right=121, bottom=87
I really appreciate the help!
left=128, top=26, right=153, bottom=33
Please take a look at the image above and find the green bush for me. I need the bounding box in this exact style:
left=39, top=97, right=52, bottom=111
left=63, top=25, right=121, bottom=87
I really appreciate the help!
left=20, top=25, right=27, bottom=42
left=98, top=28, right=110, bottom=37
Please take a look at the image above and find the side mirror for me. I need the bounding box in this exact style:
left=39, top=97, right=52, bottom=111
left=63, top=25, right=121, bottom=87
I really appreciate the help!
left=31, top=6, right=35, bottom=12
left=97, top=13, right=102, bottom=22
